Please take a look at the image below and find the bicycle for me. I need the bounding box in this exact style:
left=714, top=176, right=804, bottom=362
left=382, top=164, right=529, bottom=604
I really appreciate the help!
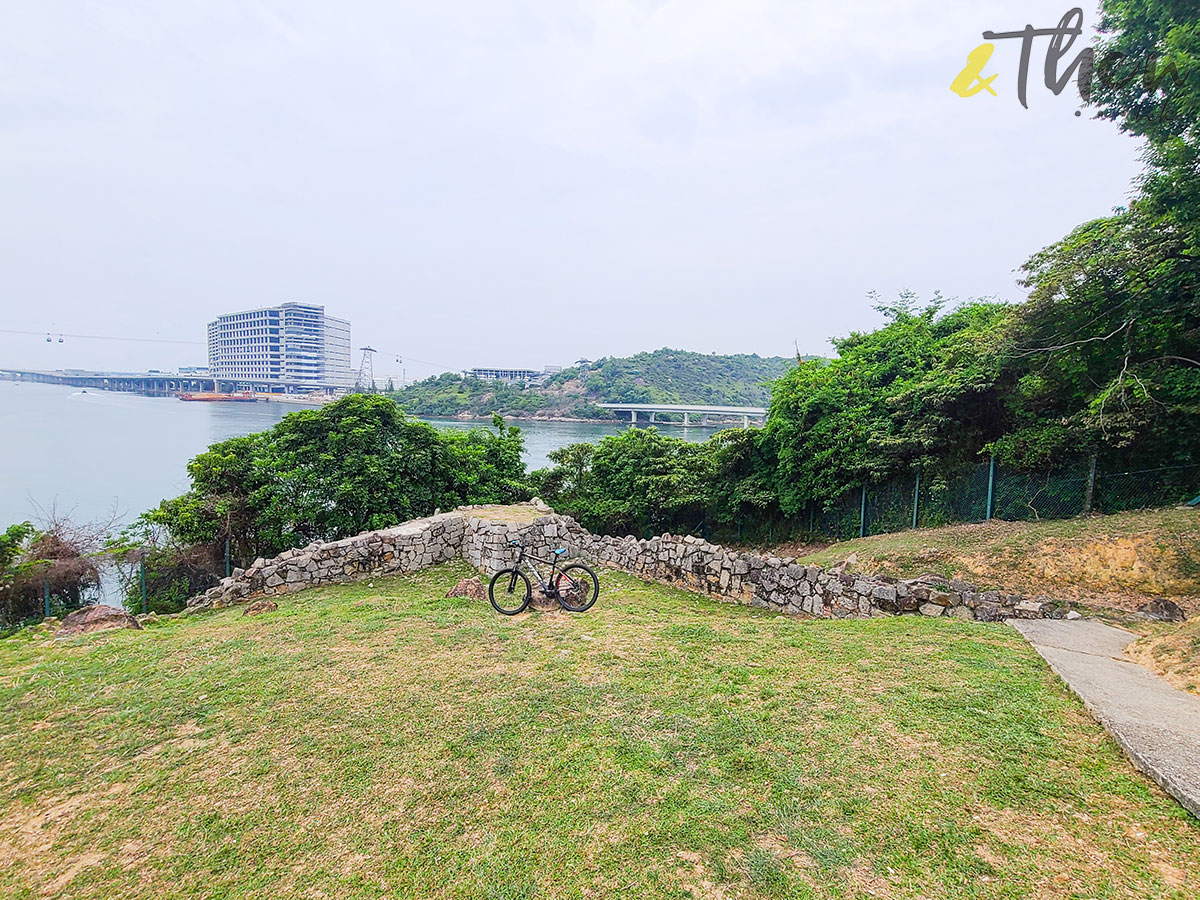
left=489, top=540, right=600, bottom=615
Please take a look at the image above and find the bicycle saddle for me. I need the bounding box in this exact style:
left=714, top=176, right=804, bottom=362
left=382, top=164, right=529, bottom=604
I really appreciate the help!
left=553, top=548, right=567, bottom=555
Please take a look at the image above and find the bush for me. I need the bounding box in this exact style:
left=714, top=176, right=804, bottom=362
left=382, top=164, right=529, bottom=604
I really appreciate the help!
left=144, top=395, right=530, bottom=561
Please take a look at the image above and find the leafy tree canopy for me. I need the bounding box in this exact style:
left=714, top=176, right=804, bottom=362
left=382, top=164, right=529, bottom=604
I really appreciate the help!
left=145, top=395, right=528, bottom=559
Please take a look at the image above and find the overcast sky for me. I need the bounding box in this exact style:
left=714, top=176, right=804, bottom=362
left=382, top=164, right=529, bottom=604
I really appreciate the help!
left=1, top=1, right=1143, bottom=383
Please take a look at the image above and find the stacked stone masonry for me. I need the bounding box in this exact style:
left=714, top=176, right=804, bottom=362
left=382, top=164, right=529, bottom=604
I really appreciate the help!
left=187, top=504, right=1066, bottom=621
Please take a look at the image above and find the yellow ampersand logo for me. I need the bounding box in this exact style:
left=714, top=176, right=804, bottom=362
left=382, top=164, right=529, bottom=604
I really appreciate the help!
left=951, top=43, right=999, bottom=97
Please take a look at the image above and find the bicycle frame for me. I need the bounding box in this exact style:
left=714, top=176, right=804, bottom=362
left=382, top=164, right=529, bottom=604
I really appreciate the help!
left=510, top=544, right=566, bottom=596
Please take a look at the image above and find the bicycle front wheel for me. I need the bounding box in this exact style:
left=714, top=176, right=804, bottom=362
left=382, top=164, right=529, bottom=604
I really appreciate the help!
left=556, top=563, right=599, bottom=612
left=489, top=569, right=531, bottom=615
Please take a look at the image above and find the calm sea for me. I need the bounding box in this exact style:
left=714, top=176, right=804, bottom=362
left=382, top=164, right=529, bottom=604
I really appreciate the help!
left=0, top=380, right=716, bottom=529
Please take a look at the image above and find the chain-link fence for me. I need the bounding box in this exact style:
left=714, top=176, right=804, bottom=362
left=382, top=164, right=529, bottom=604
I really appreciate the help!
left=802, top=460, right=1200, bottom=543
left=119, top=542, right=230, bottom=615
left=703, top=460, right=1200, bottom=546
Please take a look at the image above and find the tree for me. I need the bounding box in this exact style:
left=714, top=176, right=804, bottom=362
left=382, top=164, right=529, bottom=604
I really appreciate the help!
left=532, top=428, right=713, bottom=536
left=1009, top=211, right=1200, bottom=468
left=1, top=522, right=36, bottom=627
left=1001, top=0, right=1200, bottom=468
left=707, top=428, right=782, bottom=527
left=2, top=513, right=108, bottom=629
left=1094, top=0, right=1200, bottom=150
left=146, top=395, right=529, bottom=559
left=767, top=296, right=1011, bottom=512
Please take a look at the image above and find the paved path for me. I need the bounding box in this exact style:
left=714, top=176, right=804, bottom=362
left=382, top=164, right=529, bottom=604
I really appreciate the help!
left=1011, top=619, right=1200, bottom=819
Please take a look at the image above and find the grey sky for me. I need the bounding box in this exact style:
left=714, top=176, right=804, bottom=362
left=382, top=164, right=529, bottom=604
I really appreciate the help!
left=1, top=1, right=1142, bottom=383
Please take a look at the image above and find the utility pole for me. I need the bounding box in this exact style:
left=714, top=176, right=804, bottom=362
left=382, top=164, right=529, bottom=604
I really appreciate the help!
left=355, top=347, right=377, bottom=393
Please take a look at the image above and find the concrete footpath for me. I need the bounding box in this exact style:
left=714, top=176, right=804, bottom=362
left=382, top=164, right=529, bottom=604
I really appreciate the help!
left=1012, top=619, right=1200, bottom=819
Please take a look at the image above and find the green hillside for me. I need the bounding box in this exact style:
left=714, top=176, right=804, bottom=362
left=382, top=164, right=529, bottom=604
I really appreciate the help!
left=389, top=348, right=801, bottom=419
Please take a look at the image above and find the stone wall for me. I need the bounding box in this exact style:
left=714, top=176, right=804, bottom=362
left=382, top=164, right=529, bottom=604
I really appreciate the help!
left=188, top=513, right=465, bottom=611
left=187, top=504, right=1066, bottom=622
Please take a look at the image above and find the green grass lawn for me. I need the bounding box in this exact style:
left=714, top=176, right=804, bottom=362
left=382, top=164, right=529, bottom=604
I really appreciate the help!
left=2, top=563, right=1198, bottom=899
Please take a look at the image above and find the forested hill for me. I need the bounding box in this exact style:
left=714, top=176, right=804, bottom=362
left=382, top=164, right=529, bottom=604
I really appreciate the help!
left=388, top=348, right=801, bottom=419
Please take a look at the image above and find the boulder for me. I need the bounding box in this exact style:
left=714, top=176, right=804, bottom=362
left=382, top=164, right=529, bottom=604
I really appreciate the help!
left=56, top=605, right=142, bottom=637
left=1014, top=599, right=1055, bottom=619
left=243, top=599, right=278, bottom=616
left=1135, top=598, right=1187, bottom=623
left=973, top=603, right=1003, bottom=622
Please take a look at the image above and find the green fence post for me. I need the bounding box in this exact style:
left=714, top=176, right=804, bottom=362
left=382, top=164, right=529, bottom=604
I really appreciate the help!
left=140, top=560, right=148, bottom=615
left=985, top=454, right=996, bottom=520
left=808, top=501, right=815, bottom=535
left=225, top=537, right=231, bottom=578
left=43, top=580, right=50, bottom=619
left=912, top=470, right=921, bottom=529
left=859, top=484, right=867, bottom=538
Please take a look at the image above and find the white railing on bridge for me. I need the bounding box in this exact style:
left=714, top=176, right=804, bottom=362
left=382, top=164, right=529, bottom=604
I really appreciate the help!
left=597, top=403, right=766, bottom=426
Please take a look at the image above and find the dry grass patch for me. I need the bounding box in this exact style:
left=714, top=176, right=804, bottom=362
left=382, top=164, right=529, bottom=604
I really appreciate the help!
left=1127, top=618, right=1200, bottom=695
left=782, top=507, right=1200, bottom=617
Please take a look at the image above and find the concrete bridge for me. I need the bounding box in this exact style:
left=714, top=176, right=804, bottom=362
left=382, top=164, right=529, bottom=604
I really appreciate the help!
left=0, top=368, right=340, bottom=397
left=597, top=403, right=767, bottom=427
left=1, top=368, right=219, bottom=396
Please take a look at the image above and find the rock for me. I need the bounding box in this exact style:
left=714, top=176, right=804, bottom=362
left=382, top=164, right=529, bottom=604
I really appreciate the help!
left=56, top=605, right=143, bottom=637
left=927, top=589, right=954, bottom=607
left=243, top=599, right=278, bottom=616
left=1136, top=598, right=1187, bottom=623
left=1066, top=610, right=1082, bottom=621
left=1015, top=599, right=1052, bottom=619
left=445, top=577, right=488, bottom=601
left=913, top=572, right=950, bottom=589
left=871, top=584, right=898, bottom=605
left=895, top=594, right=920, bottom=613
left=918, top=602, right=945, bottom=617
left=973, top=603, right=1003, bottom=622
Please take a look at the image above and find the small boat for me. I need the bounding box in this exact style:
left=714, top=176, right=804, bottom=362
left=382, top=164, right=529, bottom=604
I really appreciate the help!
left=177, top=391, right=258, bottom=402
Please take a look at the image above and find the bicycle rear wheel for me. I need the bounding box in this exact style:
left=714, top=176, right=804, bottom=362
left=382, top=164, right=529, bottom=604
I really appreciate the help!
left=489, top=569, right=531, bottom=615
left=556, top=563, right=599, bottom=612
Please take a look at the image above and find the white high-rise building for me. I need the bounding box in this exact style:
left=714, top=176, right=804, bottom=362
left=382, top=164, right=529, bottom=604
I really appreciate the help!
left=206, top=302, right=353, bottom=391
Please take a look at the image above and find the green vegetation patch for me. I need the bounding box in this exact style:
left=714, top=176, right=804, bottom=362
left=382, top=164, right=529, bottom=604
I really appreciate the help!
left=389, top=348, right=798, bottom=419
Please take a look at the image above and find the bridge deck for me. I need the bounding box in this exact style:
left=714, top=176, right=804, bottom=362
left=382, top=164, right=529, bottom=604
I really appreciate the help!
left=596, top=402, right=766, bottom=415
